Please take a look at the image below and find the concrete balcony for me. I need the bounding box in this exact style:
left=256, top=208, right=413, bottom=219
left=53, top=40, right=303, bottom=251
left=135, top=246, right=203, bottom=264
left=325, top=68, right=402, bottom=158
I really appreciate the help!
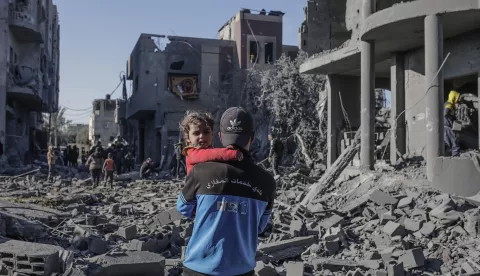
left=125, top=91, right=156, bottom=120
left=7, top=65, right=44, bottom=111
left=8, top=4, right=43, bottom=43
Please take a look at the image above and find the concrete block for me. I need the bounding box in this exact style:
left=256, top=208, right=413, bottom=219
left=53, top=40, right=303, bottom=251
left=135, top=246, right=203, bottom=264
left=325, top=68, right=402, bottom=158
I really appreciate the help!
left=340, top=194, right=370, bottom=215
left=254, top=261, right=277, bottom=276
left=256, top=236, right=315, bottom=262
left=403, top=219, right=421, bottom=232
left=117, top=225, right=137, bottom=240
left=383, top=221, right=406, bottom=237
left=387, top=262, right=404, bottom=276
left=0, top=238, right=65, bottom=275
left=380, top=212, right=396, bottom=225
left=90, top=251, right=165, bottom=276
left=289, top=219, right=306, bottom=236
left=432, top=157, right=480, bottom=197
left=399, top=248, right=425, bottom=269
left=319, top=214, right=345, bottom=229
left=312, top=257, right=359, bottom=271
left=346, top=268, right=364, bottom=276
left=397, top=197, right=413, bottom=208
left=324, top=239, right=340, bottom=254
left=419, top=222, right=435, bottom=236
left=89, top=238, right=107, bottom=255
left=373, top=233, right=391, bottom=249
left=285, top=262, right=304, bottom=276
left=370, top=190, right=398, bottom=206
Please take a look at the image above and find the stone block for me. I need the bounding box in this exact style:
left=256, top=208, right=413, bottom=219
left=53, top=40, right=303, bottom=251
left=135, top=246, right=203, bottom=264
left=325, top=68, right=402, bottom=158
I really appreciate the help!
left=370, top=190, right=398, bottom=206
left=383, top=221, right=406, bottom=237
left=89, top=251, right=165, bottom=276
left=399, top=248, right=425, bottom=269
left=285, top=262, right=304, bottom=276
left=380, top=212, right=396, bottom=225
left=117, top=225, right=137, bottom=240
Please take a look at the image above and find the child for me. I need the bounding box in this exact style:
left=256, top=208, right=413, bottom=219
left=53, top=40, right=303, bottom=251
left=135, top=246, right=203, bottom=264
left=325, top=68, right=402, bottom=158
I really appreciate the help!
left=180, top=111, right=243, bottom=175
left=102, top=153, right=116, bottom=188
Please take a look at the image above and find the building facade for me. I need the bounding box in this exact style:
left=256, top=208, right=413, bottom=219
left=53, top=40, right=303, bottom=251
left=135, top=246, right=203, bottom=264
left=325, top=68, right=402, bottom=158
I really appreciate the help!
left=300, top=0, right=480, bottom=186
left=0, top=0, right=60, bottom=164
left=120, top=9, right=298, bottom=165
left=89, top=97, right=119, bottom=146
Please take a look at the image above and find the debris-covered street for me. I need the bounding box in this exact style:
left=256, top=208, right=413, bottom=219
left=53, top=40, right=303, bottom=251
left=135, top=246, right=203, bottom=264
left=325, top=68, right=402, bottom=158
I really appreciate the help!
left=0, top=156, right=478, bottom=275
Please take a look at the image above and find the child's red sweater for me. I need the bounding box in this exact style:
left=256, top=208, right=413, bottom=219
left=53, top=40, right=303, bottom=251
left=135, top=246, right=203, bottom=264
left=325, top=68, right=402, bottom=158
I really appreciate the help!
left=183, top=146, right=240, bottom=175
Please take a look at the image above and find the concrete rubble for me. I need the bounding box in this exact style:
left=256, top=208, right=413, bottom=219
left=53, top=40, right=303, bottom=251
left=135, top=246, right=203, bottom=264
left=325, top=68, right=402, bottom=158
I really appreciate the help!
left=0, top=159, right=479, bottom=275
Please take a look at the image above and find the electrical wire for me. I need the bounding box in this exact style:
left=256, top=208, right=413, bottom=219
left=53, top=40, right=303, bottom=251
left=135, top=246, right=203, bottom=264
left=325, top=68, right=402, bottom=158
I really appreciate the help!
left=61, top=106, right=92, bottom=112
left=110, top=71, right=126, bottom=96
left=64, top=109, right=93, bottom=117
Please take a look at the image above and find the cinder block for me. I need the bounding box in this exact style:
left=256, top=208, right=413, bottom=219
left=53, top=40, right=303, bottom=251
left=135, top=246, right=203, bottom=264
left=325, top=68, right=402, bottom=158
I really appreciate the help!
left=324, top=239, right=340, bottom=254
left=117, top=225, right=137, bottom=240
left=0, top=239, right=64, bottom=275
left=383, top=221, right=406, bottom=237
left=285, top=262, right=304, bottom=276
left=399, top=248, right=425, bottom=269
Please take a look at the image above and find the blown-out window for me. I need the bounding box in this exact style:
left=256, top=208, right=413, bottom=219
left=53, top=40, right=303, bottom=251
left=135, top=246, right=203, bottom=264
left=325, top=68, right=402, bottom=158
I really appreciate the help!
left=249, top=41, right=258, bottom=63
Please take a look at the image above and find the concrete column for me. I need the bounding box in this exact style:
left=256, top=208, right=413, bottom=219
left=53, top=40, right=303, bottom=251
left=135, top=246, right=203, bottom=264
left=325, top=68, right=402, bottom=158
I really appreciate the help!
left=0, top=2, right=9, bottom=153
left=326, top=76, right=339, bottom=167
left=478, top=73, right=480, bottom=149
left=390, top=54, right=406, bottom=164
left=360, top=0, right=376, bottom=170
left=424, top=14, right=444, bottom=181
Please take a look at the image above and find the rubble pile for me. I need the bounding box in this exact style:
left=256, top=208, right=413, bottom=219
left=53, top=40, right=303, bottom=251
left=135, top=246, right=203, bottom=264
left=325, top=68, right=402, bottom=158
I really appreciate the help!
left=0, top=160, right=479, bottom=275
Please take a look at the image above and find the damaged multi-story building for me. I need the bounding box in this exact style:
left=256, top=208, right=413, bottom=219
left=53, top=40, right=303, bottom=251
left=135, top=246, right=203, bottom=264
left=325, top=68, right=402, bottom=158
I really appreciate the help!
left=89, top=95, right=119, bottom=146
left=300, top=0, right=480, bottom=195
left=0, top=0, right=60, bottom=164
left=118, top=9, right=298, bottom=164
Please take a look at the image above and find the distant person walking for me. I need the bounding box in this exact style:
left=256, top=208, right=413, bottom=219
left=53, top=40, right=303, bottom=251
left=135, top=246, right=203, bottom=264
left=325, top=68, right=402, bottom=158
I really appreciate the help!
left=268, top=133, right=284, bottom=176
left=47, top=146, right=56, bottom=183
left=103, top=153, right=116, bottom=188
left=86, top=148, right=104, bottom=187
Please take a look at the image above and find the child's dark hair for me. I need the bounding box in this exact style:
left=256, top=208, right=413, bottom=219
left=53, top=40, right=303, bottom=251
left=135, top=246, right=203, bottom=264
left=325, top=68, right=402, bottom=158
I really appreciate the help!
left=180, top=111, right=214, bottom=139
left=108, top=153, right=112, bottom=158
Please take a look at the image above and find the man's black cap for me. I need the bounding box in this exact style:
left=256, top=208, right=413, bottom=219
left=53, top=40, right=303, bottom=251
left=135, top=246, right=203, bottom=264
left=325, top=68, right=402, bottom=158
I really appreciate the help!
left=220, top=107, right=254, bottom=148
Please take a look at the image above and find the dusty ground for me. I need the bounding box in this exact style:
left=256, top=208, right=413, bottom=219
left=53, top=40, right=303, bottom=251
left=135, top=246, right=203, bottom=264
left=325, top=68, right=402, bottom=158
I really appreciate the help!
left=0, top=159, right=478, bottom=275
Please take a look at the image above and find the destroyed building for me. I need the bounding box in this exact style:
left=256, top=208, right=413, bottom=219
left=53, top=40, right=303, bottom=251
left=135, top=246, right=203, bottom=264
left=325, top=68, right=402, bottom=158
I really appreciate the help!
left=300, top=0, right=480, bottom=194
left=120, top=9, right=298, bottom=164
left=0, top=0, right=60, bottom=164
left=88, top=95, right=119, bottom=145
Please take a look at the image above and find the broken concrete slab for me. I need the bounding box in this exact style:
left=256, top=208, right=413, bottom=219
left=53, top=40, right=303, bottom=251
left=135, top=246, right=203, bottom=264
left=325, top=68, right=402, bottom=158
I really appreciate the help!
left=369, top=190, right=398, bottom=206
left=285, top=261, right=304, bottom=276
left=432, top=157, right=480, bottom=197
left=399, top=248, right=425, bottom=269
left=312, top=257, right=361, bottom=271
left=319, top=214, right=345, bottom=229
left=89, top=252, right=165, bottom=276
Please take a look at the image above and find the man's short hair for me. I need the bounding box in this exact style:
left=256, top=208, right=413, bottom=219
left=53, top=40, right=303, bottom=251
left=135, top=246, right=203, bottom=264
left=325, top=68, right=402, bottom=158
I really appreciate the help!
left=220, top=107, right=254, bottom=148
left=180, top=111, right=215, bottom=139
